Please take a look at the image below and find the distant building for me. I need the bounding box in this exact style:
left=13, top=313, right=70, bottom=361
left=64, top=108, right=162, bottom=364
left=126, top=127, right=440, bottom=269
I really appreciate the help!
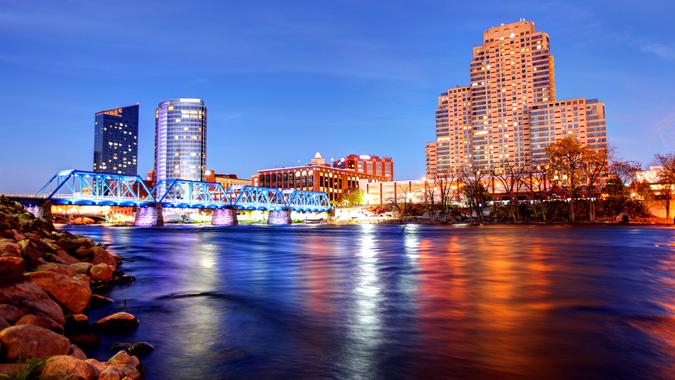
left=204, top=170, right=252, bottom=189
left=154, top=98, right=207, bottom=182
left=427, top=20, right=607, bottom=177
left=93, top=104, right=139, bottom=175
left=425, top=142, right=437, bottom=178
left=253, top=152, right=385, bottom=202
left=333, top=154, right=394, bottom=181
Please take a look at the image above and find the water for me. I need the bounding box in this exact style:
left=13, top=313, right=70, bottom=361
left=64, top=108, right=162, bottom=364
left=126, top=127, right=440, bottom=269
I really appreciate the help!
left=64, top=224, right=674, bottom=379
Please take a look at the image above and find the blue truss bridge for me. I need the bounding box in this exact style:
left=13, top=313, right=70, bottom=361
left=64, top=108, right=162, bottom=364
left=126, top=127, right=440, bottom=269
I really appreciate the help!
left=4, top=169, right=332, bottom=226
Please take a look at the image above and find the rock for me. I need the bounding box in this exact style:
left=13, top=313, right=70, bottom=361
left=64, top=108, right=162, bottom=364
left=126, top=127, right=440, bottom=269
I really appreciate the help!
left=37, top=262, right=78, bottom=277
left=0, top=281, right=65, bottom=325
left=27, top=271, right=91, bottom=314
left=90, top=263, right=114, bottom=282
left=90, top=294, right=114, bottom=307
left=98, top=366, right=123, bottom=380
left=69, top=343, right=87, bottom=360
left=0, top=240, right=21, bottom=258
left=113, top=274, right=135, bottom=284
left=0, top=257, right=25, bottom=284
left=108, top=350, right=140, bottom=368
left=0, top=363, right=21, bottom=376
left=112, top=341, right=155, bottom=356
left=74, top=273, right=91, bottom=285
left=94, top=312, right=139, bottom=332
left=0, top=316, right=9, bottom=330
left=73, top=245, right=93, bottom=259
left=21, top=243, right=48, bottom=268
left=65, top=313, right=89, bottom=334
left=15, top=314, right=63, bottom=334
left=90, top=247, right=119, bottom=266
left=68, top=334, right=100, bottom=349
left=47, top=248, right=79, bottom=265
left=0, top=303, right=24, bottom=323
left=0, top=325, right=70, bottom=361
left=10, top=229, right=26, bottom=242
left=41, top=355, right=96, bottom=380
left=70, top=261, right=93, bottom=275
left=39, top=238, right=62, bottom=252
left=84, top=358, right=107, bottom=374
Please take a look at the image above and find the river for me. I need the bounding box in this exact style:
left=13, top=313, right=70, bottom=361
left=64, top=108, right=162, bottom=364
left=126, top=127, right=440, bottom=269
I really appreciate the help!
left=64, top=224, right=674, bottom=379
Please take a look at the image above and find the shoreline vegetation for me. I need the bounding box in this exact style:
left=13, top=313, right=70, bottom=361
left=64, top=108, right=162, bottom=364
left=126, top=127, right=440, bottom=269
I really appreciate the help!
left=0, top=196, right=150, bottom=380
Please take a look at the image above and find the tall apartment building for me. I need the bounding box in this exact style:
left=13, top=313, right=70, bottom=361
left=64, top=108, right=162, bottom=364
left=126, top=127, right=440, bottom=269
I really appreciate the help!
left=93, top=104, right=139, bottom=175
left=425, top=142, right=437, bottom=179
left=154, top=98, right=207, bottom=182
left=333, top=154, right=394, bottom=181
left=426, top=20, right=607, bottom=177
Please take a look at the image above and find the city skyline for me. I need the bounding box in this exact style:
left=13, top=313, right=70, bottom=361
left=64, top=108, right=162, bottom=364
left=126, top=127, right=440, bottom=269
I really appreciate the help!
left=1, top=1, right=674, bottom=192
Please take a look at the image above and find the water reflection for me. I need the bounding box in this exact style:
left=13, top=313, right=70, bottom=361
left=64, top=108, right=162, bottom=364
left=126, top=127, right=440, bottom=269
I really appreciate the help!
left=65, top=225, right=675, bottom=379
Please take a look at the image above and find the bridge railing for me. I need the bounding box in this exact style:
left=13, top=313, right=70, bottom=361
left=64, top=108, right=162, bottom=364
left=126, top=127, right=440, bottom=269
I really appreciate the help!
left=152, top=179, right=230, bottom=208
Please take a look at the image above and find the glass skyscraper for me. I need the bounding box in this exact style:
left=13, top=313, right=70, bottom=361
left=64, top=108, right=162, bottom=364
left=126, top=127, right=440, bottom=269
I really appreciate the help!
left=154, top=98, right=207, bottom=181
left=93, top=104, right=139, bottom=175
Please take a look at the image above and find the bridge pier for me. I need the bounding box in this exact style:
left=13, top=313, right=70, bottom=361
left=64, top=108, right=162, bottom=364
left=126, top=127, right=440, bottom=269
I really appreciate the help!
left=134, top=205, right=164, bottom=227
left=212, top=207, right=238, bottom=226
left=268, top=209, right=291, bottom=225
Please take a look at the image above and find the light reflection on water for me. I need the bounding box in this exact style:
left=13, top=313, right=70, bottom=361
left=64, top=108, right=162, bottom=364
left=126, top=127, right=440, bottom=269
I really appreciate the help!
left=65, top=224, right=675, bottom=379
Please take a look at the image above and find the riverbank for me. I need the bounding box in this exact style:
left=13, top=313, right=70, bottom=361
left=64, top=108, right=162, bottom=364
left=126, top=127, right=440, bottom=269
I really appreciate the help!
left=0, top=196, right=148, bottom=379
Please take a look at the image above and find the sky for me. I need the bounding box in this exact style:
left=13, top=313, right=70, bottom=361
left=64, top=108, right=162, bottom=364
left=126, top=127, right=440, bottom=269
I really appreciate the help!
left=0, top=0, right=674, bottom=192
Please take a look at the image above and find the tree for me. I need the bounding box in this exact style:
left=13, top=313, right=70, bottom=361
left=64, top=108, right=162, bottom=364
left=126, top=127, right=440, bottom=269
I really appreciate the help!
left=459, top=167, right=488, bottom=222
left=607, top=159, right=642, bottom=198
left=520, top=164, right=554, bottom=222
left=490, top=158, right=530, bottom=223
left=581, top=149, right=608, bottom=223
left=654, top=153, right=675, bottom=223
left=546, top=137, right=585, bottom=223
left=434, top=169, right=458, bottom=214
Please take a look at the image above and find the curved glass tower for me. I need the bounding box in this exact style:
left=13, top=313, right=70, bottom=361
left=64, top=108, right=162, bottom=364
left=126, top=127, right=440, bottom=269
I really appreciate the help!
left=154, top=98, right=207, bottom=181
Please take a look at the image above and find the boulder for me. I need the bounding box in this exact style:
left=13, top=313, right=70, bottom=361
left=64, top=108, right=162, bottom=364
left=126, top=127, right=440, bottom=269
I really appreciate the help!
left=0, top=325, right=70, bottom=361
left=15, top=313, right=63, bottom=334
left=90, top=294, right=114, bottom=307
left=93, top=312, right=139, bottom=332
left=10, top=229, right=26, bottom=242
left=90, top=247, right=119, bottom=266
left=0, top=316, right=9, bottom=330
left=70, top=261, right=93, bottom=275
left=37, top=262, right=77, bottom=277
left=111, top=341, right=155, bottom=356
left=108, top=350, right=141, bottom=368
left=47, top=248, right=79, bottom=265
left=74, top=274, right=91, bottom=285
left=73, top=245, right=93, bottom=259
left=27, top=271, right=91, bottom=314
left=68, top=334, right=100, bottom=349
left=65, top=313, right=89, bottom=334
left=0, top=257, right=25, bottom=284
left=90, top=263, right=114, bottom=282
left=0, top=363, right=21, bottom=376
left=69, top=343, right=87, bottom=360
left=0, top=240, right=21, bottom=258
left=84, top=358, right=107, bottom=374
left=0, top=303, right=24, bottom=323
left=0, top=281, right=65, bottom=325
left=41, top=355, right=96, bottom=380
left=98, top=366, right=123, bottom=380
left=39, top=238, right=62, bottom=252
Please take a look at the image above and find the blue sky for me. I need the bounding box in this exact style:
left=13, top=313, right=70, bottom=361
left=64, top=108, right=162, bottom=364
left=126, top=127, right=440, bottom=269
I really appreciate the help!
left=1, top=0, right=674, bottom=192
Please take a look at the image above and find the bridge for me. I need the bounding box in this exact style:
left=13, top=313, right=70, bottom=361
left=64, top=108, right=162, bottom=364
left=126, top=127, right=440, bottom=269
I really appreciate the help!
left=7, top=169, right=331, bottom=226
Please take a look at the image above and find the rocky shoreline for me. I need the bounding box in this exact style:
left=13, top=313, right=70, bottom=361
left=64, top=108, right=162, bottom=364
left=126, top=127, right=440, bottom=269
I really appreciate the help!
left=0, top=196, right=149, bottom=380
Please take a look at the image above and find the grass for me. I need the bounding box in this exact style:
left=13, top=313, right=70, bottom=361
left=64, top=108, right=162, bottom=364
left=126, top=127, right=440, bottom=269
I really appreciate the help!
left=0, top=359, right=45, bottom=380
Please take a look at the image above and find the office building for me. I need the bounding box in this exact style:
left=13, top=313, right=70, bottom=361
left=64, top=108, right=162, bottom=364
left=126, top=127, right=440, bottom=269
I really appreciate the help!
left=154, top=98, right=207, bottom=181
left=253, top=152, right=386, bottom=202
left=93, top=104, right=139, bottom=175
left=427, top=20, right=607, bottom=177
left=333, top=154, right=394, bottom=180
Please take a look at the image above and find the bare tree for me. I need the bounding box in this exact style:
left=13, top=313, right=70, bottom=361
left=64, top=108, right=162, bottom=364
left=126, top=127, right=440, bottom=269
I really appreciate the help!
left=581, top=149, right=608, bottom=223
left=490, top=158, right=530, bottom=223
left=654, top=153, right=675, bottom=223
left=520, top=164, right=554, bottom=222
left=459, top=167, right=488, bottom=222
left=433, top=168, right=458, bottom=214
left=546, top=137, right=585, bottom=223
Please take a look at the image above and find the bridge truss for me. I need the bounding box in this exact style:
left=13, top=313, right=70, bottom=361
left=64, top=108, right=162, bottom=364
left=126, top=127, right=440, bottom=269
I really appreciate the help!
left=35, top=170, right=331, bottom=212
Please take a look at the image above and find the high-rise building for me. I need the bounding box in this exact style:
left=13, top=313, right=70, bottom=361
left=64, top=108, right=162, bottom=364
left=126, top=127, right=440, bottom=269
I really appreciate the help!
left=154, top=98, right=207, bottom=181
left=333, top=154, right=394, bottom=181
left=424, top=142, right=437, bottom=179
left=93, top=104, right=139, bottom=175
left=427, top=20, right=607, bottom=177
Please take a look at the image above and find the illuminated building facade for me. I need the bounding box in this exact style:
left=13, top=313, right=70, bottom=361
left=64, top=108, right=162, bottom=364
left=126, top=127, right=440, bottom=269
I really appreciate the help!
left=427, top=20, right=607, bottom=177
left=154, top=98, right=207, bottom=181
left=204, top=170, right=252, bottom=189
left=253, top=152, right=385, bottom=202
left=93, top=104, right=139, bottom=174
left=425, top=142, right=437, bottom=179
left=333, top=154, right=394, bottom=181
